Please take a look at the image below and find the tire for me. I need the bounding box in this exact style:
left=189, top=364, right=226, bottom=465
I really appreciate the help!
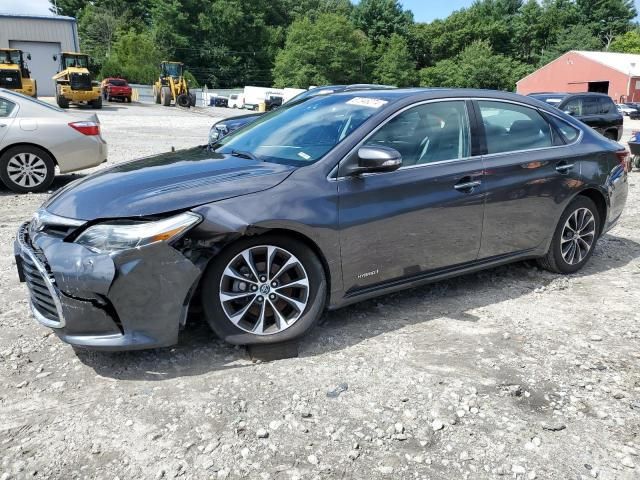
left=33, top=80, right=37, bottom=99
left=176, top=93, right=190, bottom=108
left=126, top=96, right=132, bottom=103
left=153, top=85, right=161, bottom=104
left=538, top=196, right=600, bottom=274
left=0, top=145, right=55, bottom=193
left=201, top=234, right=327, bottom=346
left=634, top=155, right=640, bottom=170
left=189, top=93, right=196, bottom=107
left=161, top=86, right=171, bottom=106
left=90, top=95, right=102, bottom=109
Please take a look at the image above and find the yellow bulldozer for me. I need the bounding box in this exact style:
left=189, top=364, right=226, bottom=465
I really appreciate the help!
left=52, top=52, right=102, bottom=109
left=153, top=61, right=196, bottom=107
left=0, top=48, right=37, bottom=97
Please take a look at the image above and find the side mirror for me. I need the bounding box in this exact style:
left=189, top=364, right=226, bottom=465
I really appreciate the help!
left=349, top=146, right=402, bottom=175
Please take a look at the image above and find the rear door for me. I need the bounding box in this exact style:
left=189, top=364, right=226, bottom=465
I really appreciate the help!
left=475, top=99, right=582, bottom=259
left=337, top=99, right=485, bottom=293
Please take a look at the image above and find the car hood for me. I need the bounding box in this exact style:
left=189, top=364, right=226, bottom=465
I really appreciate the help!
left=43, top=147, right=296, bottom=220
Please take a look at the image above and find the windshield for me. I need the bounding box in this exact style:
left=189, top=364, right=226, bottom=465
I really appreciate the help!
left=215, top=93, right=392, bottom=166
left=1, top=50, right=21, bottom=65
left=63, top=55, right=89, bottom=69
left=162, top=63, right=182, bottom=77
left=108, top=79, right=128, bottom=86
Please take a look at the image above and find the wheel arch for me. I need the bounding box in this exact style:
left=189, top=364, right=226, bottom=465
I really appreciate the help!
left=0, top=142, right=58, bottom=166
left=575, top=187, right=608, bottom=235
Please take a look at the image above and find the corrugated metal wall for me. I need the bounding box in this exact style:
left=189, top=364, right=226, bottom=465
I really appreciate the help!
left=0, top=15, right=78, bottom=52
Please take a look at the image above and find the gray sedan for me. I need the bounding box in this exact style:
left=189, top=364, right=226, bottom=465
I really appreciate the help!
left=0, top=89, right=107, bottom=193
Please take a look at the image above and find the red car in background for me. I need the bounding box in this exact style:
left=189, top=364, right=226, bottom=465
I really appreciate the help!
left=101, top=77, right=132, bottom=103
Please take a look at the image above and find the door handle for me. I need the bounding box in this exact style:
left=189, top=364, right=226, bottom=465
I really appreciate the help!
left=555, top=162, right=574, bottom=173
left=454, top=179, right=481, bottom=191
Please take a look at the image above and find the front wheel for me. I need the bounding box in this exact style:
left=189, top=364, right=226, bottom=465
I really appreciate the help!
left=538, top=196, right=600, bottom=274
left=201, top=235, right=326, bottom=345
left=90, top=95, right=102, bottom=109
left=0, top=145, right=55, bottom=193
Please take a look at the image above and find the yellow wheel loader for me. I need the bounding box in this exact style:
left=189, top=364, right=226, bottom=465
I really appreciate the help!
left=52, top=52, right=102, bottom=109
left=0, top=48, right=37, bottom=97
left=153, top=61, right=196, bottom=108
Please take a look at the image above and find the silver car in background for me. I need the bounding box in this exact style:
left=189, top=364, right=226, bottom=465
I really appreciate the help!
left=0, top=89, right=107, bottom=193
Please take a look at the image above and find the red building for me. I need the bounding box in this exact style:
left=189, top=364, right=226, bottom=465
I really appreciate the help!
left=517, top=50, right=640, bottom=103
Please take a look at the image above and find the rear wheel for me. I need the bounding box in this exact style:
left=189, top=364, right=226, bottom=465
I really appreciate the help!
left=538, top=196, right=600, bottom=274
left=189, top=93, right=196, bottom=107
left=161, top=86, right=171, bottom=106
left=56, top=85, right=69, bottom=108
left=201, top=234, right=326, bottom=346
left=0, top=145, right=55, bottom=193
left=176, top=93, right=190, bottom=108
left=90, top=95, right=102, bottom=109
left=153, top=85, right=161, bottom=104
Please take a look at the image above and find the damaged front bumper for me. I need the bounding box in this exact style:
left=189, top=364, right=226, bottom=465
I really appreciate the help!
left=14, top=222, right=201, bottom=351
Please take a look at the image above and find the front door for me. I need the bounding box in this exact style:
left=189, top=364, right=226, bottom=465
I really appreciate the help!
left=337, top=100, right=485, bottom=293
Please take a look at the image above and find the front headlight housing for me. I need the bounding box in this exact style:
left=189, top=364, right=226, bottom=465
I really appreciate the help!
left=75, top=211, right=201, bottom=253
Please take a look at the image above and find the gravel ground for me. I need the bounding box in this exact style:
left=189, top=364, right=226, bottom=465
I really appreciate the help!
left=1, top=102, right=639, bottom=480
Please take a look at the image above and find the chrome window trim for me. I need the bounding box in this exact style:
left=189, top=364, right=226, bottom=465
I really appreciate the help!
left=331, top=98, right=476, bottom=181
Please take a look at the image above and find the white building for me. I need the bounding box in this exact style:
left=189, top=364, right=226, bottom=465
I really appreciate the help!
left=0, top=13, right=79, bottom=96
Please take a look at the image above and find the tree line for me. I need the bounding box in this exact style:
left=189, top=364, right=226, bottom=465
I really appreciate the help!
left=53, top=0, right=638, bottom=90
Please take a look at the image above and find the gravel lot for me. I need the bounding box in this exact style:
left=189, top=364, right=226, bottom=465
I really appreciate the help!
left=1, top=102, right=639, bottom=480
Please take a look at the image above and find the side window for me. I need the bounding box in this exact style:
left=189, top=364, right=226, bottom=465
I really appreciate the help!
left=365, top=101, right=471, bottom=166
left=0, top=98, right=15, bottom=117
left=563, top=97, right=582, bottom=116
left=599, top=97, right=615, bottom=114
left=478, top=101, right=553, bottom=154
left=582, top=97, right=600, bottom=115
left=548, top=115, right=581, bottom=143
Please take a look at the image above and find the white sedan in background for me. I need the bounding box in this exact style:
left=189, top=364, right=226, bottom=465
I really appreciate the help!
left=0, top=89, right=107, bottom=193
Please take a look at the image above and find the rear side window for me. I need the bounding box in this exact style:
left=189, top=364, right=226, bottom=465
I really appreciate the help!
left=547, top=115, right=581, bottom=143
left=0, top=97, right=15, bottom=117
left=582, top=97, right=600, bottom=115
left=478, top=101, right=553, bottom=154
left=598, top=97, right=616, bottom=114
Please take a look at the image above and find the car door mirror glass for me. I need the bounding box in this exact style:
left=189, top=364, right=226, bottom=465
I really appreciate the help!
left=350, top=146, right=402, bottom=175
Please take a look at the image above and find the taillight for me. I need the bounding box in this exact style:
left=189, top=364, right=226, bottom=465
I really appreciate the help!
left=615, top=149, right=630, bottom=173
left=69, top=121, right=100, bottom=136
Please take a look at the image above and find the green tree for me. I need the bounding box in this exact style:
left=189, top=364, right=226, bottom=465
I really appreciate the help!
left=373, top=34, right=416, bottom=86
left=49, top=0, right=89, bottom=17
left=351, top=0, right=413, bottom=46
left=78, top=4, right=128, bottom=73
left=538, top=24, right=602, bottom=65
left=419, top=41, right=531, bottom=91
left=610, top=29, right=640, bottom=53
left=576, top=0, right=636, bottom=48
left=101, top=29, right=166, bottom=84
left=273, top=14, right=371, bottom=87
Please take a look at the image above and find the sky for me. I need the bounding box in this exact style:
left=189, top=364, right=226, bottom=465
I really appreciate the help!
left=2, top=0, right=640, bottom=22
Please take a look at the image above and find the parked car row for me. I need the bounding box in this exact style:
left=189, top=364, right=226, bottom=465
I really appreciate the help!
left=11, top=86, right=629, bottom=353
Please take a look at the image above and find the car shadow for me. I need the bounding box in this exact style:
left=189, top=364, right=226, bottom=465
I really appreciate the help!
left=75, top=232, right=640, bottom=381
left=0, top=173, right=86, bottom=197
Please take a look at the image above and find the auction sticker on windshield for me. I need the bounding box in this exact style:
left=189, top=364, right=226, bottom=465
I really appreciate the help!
left=346, top=97, right=388, bottom=108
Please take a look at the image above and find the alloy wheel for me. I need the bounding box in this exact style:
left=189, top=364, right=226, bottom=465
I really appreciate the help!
left=561, top=207, right=596, bottom=265
left=219, top=245, right=310, bottom=335
left=6, top=153, right=48, bottom=189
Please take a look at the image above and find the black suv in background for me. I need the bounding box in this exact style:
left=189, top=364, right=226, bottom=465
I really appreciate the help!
left=528, top=92, right=623, bottom=141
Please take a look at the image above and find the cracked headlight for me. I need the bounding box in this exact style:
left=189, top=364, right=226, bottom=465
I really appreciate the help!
left=75, top=211, right=201, bottom=253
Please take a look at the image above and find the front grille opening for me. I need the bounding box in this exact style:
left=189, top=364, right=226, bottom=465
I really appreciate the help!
left=70, top=73, right=92, bottom=90
left=21, top=251, right=60, bottom=324
left=0, top=70, right=22, bottom=89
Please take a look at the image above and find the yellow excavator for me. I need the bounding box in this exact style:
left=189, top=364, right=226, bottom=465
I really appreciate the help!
left=153, top=61, right=195, bottom=107
left=52, top=52, right=102, bottom=109
left=0, top=48, right=37, bottom=97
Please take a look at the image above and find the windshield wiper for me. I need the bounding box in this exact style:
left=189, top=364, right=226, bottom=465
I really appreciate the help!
left=230, top=149, right=260, bottom=161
